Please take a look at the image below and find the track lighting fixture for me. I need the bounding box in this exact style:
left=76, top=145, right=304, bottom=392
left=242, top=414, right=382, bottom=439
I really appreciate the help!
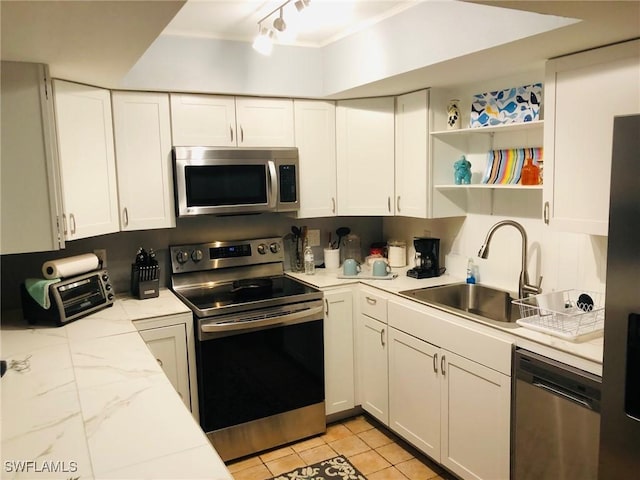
left=252, top=26, right=274, bottom=56
left=252, top=0, right=312, bottom=55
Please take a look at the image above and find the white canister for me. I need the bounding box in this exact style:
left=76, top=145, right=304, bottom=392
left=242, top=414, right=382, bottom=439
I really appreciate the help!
left=387, top=240, right=407, bottom=267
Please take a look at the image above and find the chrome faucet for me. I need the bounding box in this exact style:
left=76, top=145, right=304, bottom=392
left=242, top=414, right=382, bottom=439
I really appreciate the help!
left=478, top=220, right=543, bottom=299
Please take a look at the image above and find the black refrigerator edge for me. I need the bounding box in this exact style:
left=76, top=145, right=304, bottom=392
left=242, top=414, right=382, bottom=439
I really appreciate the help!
left=599, top=114, right=640, bottom=479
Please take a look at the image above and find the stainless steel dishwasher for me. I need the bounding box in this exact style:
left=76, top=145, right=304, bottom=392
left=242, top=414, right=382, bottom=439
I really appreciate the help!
left=514, top=349, right=601, bottom=480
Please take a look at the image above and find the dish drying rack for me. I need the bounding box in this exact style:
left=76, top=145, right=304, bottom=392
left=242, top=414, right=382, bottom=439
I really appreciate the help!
left=512, top=290, right=605, bottom=342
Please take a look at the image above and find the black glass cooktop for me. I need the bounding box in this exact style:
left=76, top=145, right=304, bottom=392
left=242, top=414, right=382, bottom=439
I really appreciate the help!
left=178, top=275, right=320, bottom=314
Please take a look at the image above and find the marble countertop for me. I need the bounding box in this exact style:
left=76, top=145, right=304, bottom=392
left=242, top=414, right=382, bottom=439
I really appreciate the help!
left=0, top=290, right=232, bottom=480
left=288, top=267, right=604, bottom=376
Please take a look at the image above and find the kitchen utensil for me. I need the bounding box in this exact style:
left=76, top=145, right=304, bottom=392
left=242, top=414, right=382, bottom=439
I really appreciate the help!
left=335, top=227, right=350, bottom=249
left=343, top=258, right=360, bottom=276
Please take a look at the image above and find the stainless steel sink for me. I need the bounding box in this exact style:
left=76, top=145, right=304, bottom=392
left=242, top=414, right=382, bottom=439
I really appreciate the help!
left=400, top=282, right=520, bottom=323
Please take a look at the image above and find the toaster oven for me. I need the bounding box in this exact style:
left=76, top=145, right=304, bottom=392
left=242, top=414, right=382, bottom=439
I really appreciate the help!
left=21, top=269, right=115, bottom=326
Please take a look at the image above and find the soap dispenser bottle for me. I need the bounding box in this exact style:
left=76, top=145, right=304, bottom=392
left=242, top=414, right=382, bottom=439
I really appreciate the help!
left=466, top=258, right=476, bottom=284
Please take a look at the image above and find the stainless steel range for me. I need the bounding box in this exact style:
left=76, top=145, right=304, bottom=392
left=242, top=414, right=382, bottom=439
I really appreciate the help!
left=170, top=237, right=325, bottom=461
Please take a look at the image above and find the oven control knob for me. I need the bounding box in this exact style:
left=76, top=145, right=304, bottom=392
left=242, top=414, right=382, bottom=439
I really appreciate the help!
left=191, top=249, right=203, bottom=262
left=107, top=293, right=114, bottom=301
left=101, top=273, right=109, bottom=282
left=269, top=242, right=281, bottom=254
left=176, top=250, right=189, bottom=264
left=105, top=283, right=112, bottom=291
left=257, top=243, right=268, bottom=255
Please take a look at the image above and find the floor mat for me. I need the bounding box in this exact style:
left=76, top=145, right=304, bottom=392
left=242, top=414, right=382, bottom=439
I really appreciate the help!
left=268, top=455, right=366, bottom=480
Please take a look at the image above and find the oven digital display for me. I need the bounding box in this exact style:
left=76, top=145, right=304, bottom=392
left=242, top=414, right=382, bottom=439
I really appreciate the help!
left=209, top=244, right=252, bottom=259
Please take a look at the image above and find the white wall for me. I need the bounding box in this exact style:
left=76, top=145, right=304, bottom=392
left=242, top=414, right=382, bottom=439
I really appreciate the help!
left=383, top=214, right=607, bottom=297
left=119, top=3, right=576, bottom=98
left=120, top=35, right=324, bottom=98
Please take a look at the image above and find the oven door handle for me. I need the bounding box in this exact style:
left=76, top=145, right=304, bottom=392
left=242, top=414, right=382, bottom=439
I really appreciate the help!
left=201, top=305, right=324, bottom=333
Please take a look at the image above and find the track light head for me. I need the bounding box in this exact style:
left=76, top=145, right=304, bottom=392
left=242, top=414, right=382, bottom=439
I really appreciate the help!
left=294, top=0, right=311, bottom=13
left=273, top=8, right=286, bottom=32
left=252, top=26, right=274, bottom=55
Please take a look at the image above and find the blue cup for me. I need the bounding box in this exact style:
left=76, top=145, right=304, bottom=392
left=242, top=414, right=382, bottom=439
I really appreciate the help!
left=372, top=259, right=391, bottom=277
left=343, top=258, right=361, bottom=276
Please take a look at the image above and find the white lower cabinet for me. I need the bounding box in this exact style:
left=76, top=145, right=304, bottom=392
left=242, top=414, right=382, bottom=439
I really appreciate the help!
left=440, top=350, right=511, bottom=480
left=359, top=314, right=389, bottom=425
left=387, top=299, right=512, bottom=480
left=357, top=288, right=389, bottom=425
left=134, top=312, right=198, bottom=417
left=389, top=327, right=441, bottom=458
left=323, top=288, right=355, bottom=415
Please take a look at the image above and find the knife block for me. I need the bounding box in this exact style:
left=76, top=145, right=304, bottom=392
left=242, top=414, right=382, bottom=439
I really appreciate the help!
left=130, top=264, right=159, bottom=299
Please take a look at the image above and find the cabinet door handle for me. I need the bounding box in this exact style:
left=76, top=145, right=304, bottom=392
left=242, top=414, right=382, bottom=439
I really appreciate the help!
left=123, top=207, right=129, bottom=227
left=62, top=214, right=68, bottom=235
left=240, top=125, right=244, bottom=143
left=441, top=354, right=446, bottom=376
left=388, top=196, right=391, bottom=212
left=433, top=353, right=438, bottom=373
left=230, top=125, right=234, bottom=143
left=380, top=328, right=385, bottom=347
left=331, top=197, right=336, bottom=214
left=325, top=298, right=329, bottom=316
left=544, top=201, right=550, bottom=225
left=366, top=296, right=377, bottom=305
left=156, top=358, right=163, bottom=367
left=397, top=196, right=401, bottom=212
left=70, top=213, right=77, bottom=235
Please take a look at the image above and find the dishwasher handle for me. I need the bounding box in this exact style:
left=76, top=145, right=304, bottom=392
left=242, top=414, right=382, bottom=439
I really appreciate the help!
left=532, top=378, right=594, bottom=410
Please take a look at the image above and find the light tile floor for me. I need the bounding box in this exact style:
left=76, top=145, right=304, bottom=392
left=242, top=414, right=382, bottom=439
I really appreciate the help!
left=226, top=415, right=458, bottom=480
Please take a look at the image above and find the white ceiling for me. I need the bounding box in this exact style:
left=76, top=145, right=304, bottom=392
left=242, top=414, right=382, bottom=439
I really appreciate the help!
left=162, top=0, right=423, bottom=46
left=1, top=1, right=639, bottom=95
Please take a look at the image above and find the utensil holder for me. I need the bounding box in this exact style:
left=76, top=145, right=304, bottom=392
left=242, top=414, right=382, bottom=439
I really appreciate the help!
left=131, top=264, right=159, bottom=299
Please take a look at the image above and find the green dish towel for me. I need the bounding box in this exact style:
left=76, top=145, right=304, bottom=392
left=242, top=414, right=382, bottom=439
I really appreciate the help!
left=25, top=278, right=61, bottom=309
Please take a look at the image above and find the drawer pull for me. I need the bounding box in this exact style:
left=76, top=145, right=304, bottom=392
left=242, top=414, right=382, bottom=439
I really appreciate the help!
left=325, top=298, right=329, bottom=316
left=380, top=328, right=385, bottom=347
left=156, top=358, right=163, bottom=367
left=366, top=297, right=377, bottom=305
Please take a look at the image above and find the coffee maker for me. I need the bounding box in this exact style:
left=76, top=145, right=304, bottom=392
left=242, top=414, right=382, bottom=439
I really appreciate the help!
left=407, top=237, right=442, bottom=279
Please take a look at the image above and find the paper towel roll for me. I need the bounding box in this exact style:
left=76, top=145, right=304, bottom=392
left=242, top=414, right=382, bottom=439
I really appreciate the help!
left=42, top=253, right=100, bottom=279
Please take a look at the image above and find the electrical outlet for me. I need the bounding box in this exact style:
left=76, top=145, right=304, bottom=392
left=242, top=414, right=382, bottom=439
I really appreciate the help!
left=94, top=249, right=107, bottom=268
left=307, top=229, right=321, bottom=247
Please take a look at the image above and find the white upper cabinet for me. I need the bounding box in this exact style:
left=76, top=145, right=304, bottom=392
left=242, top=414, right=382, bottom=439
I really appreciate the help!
left=395, top=89, right=429, bottom=218
left=336, top=97, right=395, bottom=216
left=170, top=94, right=294, bottom=147
left=544, top=39, right=640, bottom=236
left=294, top=99, right=337, bottom=218
left=53, top=80, right=119, bottom=241
left=235, top=97, right=295, bottom=147
left=112, top=91, right=175, bottom=231
left=1, top=61, right=64, bottom=254
left=170, top=94, right=236, bottom=146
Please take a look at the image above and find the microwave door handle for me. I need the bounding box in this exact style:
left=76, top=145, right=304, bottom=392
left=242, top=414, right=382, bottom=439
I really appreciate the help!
left=267, top=160, right=278, bottom=209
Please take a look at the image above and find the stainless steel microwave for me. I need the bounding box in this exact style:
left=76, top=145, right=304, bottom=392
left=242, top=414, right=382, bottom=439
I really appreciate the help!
left=172, top=146, right=299, bottom=216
